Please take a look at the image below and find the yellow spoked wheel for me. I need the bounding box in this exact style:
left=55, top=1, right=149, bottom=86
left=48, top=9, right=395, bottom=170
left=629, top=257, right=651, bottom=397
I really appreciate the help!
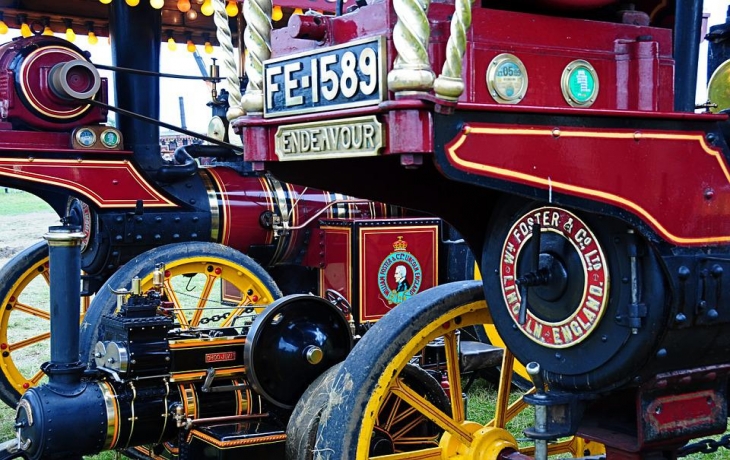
left=311, top=281, right=602, bottom=459
left=79, top=242, right=282, bottom=364
left=0, top=242, right=90, bottom=407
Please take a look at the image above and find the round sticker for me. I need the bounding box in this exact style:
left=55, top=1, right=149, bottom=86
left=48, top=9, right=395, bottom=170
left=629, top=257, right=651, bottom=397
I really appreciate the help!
left=561, top=60, right=599, bottom=107
left=486, top=53, right=528, bottom=104
left=100, top=129, right=121, bottom=149
left=499, top=207, right=609, bottom=348
left=75, top=128, right=96, bottom=148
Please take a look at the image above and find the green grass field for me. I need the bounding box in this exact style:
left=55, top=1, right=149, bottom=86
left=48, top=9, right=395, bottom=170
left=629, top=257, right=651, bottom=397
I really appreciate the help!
left=0, top=190, right=727, bottom=459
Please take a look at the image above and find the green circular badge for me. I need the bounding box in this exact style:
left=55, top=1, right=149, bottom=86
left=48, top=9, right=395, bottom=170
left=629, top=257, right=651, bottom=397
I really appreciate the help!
left=561, top=60, right=599, bottom=107
left=100, top=129, right=121, bottom=149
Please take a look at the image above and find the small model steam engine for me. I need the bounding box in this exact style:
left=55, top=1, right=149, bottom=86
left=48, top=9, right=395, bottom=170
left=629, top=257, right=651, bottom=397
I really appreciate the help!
left=12, top=228, right=353, bottom=459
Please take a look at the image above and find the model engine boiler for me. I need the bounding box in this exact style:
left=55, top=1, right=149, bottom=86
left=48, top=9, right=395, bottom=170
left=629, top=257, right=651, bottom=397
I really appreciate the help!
left=11, top=227, right=352, bottom=460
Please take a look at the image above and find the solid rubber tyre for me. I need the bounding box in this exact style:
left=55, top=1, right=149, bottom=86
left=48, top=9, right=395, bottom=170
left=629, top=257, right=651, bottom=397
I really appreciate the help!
left=287, top=363, right=449, bottom=459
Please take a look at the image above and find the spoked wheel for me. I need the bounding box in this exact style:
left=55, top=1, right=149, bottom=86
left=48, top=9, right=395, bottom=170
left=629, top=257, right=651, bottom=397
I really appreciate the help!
left=0, top=242, right=90, bottom=406
left=79, top=242, right=282, bottom=363
left=310, top=281, right=602, bottom=459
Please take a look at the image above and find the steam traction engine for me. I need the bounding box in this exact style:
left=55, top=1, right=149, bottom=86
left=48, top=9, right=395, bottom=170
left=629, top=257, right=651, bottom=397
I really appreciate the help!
left=0, top=28, right=455, bottom=409
left=226, top=0, right=730, bottom=458
left=0, top=9, right=479, bottom=458
left=1, top=0, right=730, bottom=459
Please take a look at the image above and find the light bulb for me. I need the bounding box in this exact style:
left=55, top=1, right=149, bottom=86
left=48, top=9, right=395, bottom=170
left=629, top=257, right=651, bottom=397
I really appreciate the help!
left=204, top=41, right=213, bottom=54
left=42, top=26, right=53, bottom=36
left=0, top=21, right=8, bottom=35
left=272, top=5, right=283, bottom=21
left=293, top=7, right=303, bottom=14
left=201, top=0, right=214, bottom=16
left=186, top=40, right=195, bottom=52
left=186, top=9, right=198, bottom=20
left=65, top=27, right=76, bottom=42
left=150, top=0, right=164, bottom=9
left=88, top=32, right=98, bottom=45
left=100, top=0, right=112, bottom=4
left=167, top=37, right=177, bottom=51
left=178, top=0, right=191, bottom=12
left=225, top=0, right=239, bottom=16
left=125, top=0, right=140, bottom=6
left=20, top=22, right=31, bottom=38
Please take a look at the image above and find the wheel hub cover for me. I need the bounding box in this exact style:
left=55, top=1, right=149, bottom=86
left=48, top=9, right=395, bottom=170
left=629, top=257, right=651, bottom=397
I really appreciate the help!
left=500, top=206, right=609, bottom=348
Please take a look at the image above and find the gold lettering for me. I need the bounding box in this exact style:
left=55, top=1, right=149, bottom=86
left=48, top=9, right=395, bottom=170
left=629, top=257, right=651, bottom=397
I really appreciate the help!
left=364, top=124, right=375, bottom=148
left=570, top=320, right=583, bottom=336
left=530, top=321, right=543, bottom=340
left=352, top=124, right=363, bottom=148
left=560, top=324, right=573, bottom=343
left=583, top=307, right=597, bottom=323
left=506, top=292, right=519, bottom=313
left=551, top=211, right=560, bottom=227
left=552, top=327, right=563, bottom=345
left=341, top=126, right=351, bottom=148
left=584, top=296, right=601, bottom=311
left=589, top=285, right=604, bottom=297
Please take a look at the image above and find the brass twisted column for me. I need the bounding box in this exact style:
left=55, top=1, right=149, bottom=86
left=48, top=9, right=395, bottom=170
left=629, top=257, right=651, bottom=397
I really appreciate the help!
left=434, top=0, right=472, bottom=101
left=212, top=0, right=243, bottom=120
left=387, top=0, right=435, bottom=93
left=241, top=0, right=272, bottom=113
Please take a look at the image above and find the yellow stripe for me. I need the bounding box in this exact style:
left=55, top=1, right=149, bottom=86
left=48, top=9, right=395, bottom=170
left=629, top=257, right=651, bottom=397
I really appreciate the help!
left=448, top=126, right=730, bottom=245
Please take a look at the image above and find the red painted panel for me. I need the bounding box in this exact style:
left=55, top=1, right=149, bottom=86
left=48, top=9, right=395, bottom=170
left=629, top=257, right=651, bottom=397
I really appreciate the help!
left=359, top=224, right=438, bottom=321
left=320, top=226, right=351, bottom=302
left=208, top=168, right=398, bottom=264
left=0, top=158, right=176, bottom=208
left=444, top=123, right=730, bottom=245
left=466, top=8, right=674, bottom=110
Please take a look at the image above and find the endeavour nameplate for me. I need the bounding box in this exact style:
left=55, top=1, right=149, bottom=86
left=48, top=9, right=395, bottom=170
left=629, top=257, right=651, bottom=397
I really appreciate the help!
left=274, top=115, right=383, bottom=161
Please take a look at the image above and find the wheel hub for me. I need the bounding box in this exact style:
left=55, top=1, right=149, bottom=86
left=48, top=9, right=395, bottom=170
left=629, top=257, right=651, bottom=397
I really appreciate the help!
left=439, top=422, right=518, bottom=460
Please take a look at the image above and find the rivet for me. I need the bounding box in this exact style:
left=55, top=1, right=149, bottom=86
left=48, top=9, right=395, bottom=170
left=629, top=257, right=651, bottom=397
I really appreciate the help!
left=552, top=128, right=561, bottom=138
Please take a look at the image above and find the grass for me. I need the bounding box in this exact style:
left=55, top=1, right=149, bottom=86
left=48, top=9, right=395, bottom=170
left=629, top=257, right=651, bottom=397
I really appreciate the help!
left=0, top=189, right=57, bottom=215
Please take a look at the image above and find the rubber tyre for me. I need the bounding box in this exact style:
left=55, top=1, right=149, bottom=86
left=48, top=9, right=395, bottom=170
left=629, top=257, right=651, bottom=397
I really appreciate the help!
left=287, top=363, right=449, bottom=460
left=79, top=242, right=282, bottom=365
left=313, top=281, right=486, bottom=460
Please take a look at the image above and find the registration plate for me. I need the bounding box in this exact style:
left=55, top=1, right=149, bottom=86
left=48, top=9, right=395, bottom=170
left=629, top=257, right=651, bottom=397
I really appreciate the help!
left=263, top=37, right=386, bottom=118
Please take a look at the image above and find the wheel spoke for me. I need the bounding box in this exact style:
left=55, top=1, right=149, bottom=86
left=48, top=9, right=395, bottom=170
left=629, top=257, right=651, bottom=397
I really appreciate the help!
left=12, top=302, right=51, bottom=321
left=9, top=332, right=50, bottom=351
left=370, top=446, right=442, bottom=459
left=443, top=331, right=464, bottom=423
left=190, top=273, right=217, bottom=326
left=163, top=278, right=189, bottom=328
left=29, top=369, right=45, bottom=386
left=491, top=346, right=518, bottom=428
left=389, top=377, right=473, bottom=446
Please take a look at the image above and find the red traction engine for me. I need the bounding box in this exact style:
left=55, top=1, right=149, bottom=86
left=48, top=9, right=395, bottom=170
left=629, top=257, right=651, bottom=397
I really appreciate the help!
left=0, top=32, right=458, bottom=416
left=228, top=0, right=730, bottom=457
left=0, top=28, right=484, bottom=459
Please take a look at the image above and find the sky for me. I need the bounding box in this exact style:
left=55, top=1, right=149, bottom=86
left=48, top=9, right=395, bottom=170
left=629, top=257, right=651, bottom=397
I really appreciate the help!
left=1, top=0, right=729, bottom=136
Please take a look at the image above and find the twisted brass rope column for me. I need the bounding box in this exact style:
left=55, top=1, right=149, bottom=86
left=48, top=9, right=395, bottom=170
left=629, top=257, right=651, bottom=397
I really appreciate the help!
left=241, top=0, right=272, bottom=113
left=212, top=0, right=243, bottom=120
left=387, top=0, right=435, bottom=93
left=434, top=0, right=472, bottom=101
